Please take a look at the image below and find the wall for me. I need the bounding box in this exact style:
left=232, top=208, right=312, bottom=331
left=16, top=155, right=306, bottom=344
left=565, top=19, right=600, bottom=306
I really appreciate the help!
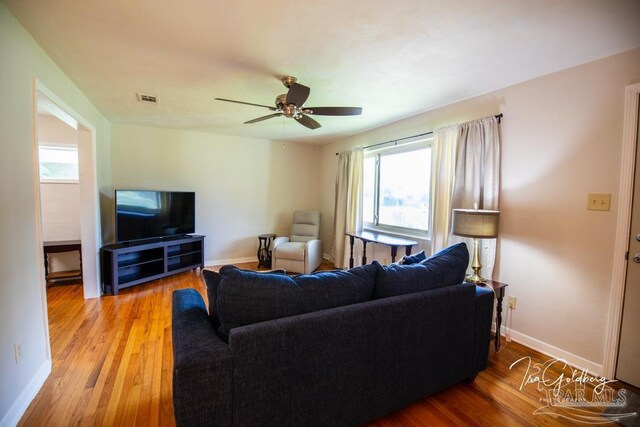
left=109, top=124, right=320, bottom=264
left=0, top=3, right=111, bottom=425
left=319, top=48, right=640, bottom=373
left=40, top=183, right=81, bottom=272
left=40, top=183, right=81, bottom=242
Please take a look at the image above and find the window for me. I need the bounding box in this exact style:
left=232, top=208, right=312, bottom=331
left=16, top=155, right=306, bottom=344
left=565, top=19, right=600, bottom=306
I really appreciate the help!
left=39, top=145, right=79, bottom=181
left=363, top=138, right=432, bottom=236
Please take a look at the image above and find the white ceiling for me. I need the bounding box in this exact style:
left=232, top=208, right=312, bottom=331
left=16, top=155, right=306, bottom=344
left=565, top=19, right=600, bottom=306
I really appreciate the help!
left=6, top=0, right=640, bottom=144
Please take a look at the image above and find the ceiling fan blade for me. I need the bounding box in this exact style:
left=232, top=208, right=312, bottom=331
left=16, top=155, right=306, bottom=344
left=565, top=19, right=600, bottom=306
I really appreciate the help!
left=303, top=107, right=363, bottom=116
left=244, top=113, right=282, bottom=124
left=295, top=113, right=321, bottom=130
left=286, top=83, right=310, bottom=106
left=215, top=98, right=276, bottom=111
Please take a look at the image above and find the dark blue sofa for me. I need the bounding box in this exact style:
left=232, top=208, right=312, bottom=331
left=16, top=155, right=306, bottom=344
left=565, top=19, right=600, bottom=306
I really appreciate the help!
left=172, top=243, right=494, bottom=426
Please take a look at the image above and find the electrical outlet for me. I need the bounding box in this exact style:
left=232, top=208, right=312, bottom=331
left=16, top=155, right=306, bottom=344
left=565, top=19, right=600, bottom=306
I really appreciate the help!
left=14, top=343, right=22, bottom=364
left=507, top=296, right=517, bottom=310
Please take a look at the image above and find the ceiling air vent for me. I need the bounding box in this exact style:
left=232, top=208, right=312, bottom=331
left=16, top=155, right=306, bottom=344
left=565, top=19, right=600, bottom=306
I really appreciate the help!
left=136, top=93, right=158, bottom=104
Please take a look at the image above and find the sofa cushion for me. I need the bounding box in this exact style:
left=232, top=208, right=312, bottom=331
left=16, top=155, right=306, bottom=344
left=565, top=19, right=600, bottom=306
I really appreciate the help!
left=275, top=242, right=307, bottom=260
left=216, top=264, right=377, bottom=341
left=373, top=242, right=468, bottom=299
left=398, top=250, right=426, bottom=265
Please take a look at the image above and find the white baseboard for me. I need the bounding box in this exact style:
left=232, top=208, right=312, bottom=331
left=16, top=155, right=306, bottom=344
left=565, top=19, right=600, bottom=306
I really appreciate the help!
left=205, top=256, right=257, bottom=267
left=0, top=360, right=51, bottom=427
left=323, top=253, right=333, bottom=263
left=494, top=322, right=603, bottom=377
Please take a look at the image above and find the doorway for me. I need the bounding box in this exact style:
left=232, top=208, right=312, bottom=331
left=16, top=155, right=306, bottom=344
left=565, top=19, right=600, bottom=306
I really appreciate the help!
left=33, top=83, right=101, bottom=301
left=37, top=111, right=83, bottom=287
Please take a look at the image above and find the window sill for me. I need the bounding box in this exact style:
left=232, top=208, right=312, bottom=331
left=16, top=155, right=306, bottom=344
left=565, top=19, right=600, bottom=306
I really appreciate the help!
left=40, top=179, right=79, bottom=184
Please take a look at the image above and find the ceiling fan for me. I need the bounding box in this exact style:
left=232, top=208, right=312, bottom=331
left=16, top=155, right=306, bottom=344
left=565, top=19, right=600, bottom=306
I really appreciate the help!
left=215, top=76, right=362, bottom=130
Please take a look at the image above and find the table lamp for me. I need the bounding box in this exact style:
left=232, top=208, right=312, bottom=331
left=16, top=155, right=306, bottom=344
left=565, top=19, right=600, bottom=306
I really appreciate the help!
left=451, top=208, right=500, bottom=284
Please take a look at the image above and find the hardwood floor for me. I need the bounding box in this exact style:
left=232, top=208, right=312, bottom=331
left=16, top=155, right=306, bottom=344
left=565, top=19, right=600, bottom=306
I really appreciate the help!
left=20, top=263, right=631, bottom=426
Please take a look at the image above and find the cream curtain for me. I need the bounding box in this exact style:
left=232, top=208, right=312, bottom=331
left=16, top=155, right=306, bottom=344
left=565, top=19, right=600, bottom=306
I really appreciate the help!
left=430, top=125, right=460, bottom=254
left=451, top=116, right=501, bottom=278
left=331, top=149, right=363, bottom=268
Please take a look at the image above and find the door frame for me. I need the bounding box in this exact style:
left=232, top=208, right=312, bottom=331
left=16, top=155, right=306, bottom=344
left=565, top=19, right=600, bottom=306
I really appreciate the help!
left=32, top=79, right=102, bottom=300
left=603, top=82, right=640, bottom=379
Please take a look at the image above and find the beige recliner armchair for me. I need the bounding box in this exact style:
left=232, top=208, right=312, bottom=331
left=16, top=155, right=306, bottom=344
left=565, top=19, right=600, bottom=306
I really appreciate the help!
left=272, top=211, right=322, bottom=274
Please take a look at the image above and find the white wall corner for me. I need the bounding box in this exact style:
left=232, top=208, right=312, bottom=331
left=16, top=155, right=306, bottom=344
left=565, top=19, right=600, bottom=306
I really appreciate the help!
left=0, top=360, right=51, bottom=427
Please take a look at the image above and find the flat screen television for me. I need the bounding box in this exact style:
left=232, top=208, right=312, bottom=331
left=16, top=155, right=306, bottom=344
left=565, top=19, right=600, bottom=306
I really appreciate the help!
left=115, top=190, right=195, bottom=243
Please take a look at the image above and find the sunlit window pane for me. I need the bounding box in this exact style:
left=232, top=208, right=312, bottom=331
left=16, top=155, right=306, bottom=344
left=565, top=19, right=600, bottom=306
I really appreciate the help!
left=363, top=157, right=375, bottom=223
left=378, top=148, right=430, bottom=231
left=39, top=146, right=79, bottom=181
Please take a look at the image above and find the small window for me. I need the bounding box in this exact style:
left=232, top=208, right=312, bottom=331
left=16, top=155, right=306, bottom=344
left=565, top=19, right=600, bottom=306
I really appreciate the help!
left=39, top=145, right=79, bottom=182
left=363, top=138, right=432, bottom=236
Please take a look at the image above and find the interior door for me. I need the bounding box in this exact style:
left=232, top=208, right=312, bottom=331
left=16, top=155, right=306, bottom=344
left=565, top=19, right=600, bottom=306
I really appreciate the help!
left=617, top=94, right=640, bottom=388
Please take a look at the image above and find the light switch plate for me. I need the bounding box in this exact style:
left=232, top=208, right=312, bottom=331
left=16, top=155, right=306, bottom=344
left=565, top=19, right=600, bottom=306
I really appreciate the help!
left=587, top=193, right=611, bottom=211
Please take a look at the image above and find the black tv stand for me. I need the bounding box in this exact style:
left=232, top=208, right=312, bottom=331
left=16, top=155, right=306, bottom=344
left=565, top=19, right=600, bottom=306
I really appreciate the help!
left=101, top=235, right=205, bottom=295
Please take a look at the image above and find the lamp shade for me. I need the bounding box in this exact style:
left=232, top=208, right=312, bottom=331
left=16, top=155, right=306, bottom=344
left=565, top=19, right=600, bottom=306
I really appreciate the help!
left=451, top=209, right=500, bottom=239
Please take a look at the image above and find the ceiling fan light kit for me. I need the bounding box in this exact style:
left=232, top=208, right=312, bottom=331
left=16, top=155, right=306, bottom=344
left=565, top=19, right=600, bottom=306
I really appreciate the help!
left=215, top=76, right=362, bottom=130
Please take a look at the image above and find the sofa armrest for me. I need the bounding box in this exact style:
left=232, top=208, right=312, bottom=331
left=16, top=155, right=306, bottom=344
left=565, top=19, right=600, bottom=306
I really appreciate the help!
left=172, top=289, right=233, bottom=427
left=472, top=285, right=494, bottom=374
left=272, top=236, right=289, bottom=250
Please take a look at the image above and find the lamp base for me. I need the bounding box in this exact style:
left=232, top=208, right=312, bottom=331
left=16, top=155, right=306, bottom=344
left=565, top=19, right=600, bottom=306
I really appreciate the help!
left=465, top=273, right=487, bottom=285
left=465, top=240, right=488, bottom=285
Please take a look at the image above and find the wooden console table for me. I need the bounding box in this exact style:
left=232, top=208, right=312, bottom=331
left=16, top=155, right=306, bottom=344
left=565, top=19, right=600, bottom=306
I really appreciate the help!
left=43, top=240, right=82, bottom=285
left=345, top=231, right=418, bottom=268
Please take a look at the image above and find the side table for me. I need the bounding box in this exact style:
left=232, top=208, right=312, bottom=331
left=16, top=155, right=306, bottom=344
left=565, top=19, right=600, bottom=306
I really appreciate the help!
left=257, top=234, right=276, bottom=269
left=484, top=280, right=508, bottom=352
left=43, top=240, right=82, bottom=285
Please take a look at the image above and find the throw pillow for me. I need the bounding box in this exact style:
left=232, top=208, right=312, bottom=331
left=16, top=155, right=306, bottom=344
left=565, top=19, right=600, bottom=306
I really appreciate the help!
left=202, top=268, right=286, bottom=330
left=373, top=242, right=468, bottom=299
left=216, top=264, right=377, bottom=341
left=400, top=250, right=426, bottom=265
left=425, top=242, right=466, bottom=261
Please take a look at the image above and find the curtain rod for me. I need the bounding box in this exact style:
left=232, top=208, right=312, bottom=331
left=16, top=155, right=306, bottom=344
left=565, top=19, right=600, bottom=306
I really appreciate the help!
left=335, top=113, right=503, bottom=155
